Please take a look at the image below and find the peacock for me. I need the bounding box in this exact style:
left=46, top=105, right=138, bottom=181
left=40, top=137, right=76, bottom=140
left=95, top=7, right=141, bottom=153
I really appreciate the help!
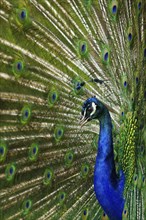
left=0, top=0, right=146, bottom=219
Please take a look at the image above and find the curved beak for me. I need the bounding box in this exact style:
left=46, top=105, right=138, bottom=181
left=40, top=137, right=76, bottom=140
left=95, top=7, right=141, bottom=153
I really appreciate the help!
left=79, top=116, right=90, bottom=127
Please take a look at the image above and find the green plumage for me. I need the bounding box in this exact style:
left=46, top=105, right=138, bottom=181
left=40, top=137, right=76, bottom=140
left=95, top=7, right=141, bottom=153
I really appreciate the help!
left=0, top=0, right=146, bottom=219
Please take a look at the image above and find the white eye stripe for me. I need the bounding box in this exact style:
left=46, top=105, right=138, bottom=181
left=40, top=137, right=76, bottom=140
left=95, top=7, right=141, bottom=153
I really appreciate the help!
left=90, top=102, right=96, bottom=116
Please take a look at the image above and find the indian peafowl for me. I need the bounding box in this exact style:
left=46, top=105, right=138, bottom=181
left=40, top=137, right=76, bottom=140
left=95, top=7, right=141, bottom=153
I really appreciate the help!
left=0, top=0, right=146, bottom=219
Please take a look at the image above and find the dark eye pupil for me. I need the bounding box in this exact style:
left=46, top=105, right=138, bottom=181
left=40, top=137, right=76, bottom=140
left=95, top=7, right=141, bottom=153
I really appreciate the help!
left=88, top=107, right=93, bottom=112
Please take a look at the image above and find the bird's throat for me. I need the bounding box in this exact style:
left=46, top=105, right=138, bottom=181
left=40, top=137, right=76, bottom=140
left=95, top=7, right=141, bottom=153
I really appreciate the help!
left=94, top=108, right=124, bottom=220
left=97, top=109, right=114, bottom=161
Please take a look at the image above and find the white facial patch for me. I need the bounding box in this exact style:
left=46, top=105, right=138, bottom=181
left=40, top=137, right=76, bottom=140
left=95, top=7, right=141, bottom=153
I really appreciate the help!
left=90, top=102, right=96, bottom=116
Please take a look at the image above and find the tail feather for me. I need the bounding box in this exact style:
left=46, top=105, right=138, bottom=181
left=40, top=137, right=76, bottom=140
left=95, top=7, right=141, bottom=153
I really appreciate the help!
left=0, top=0, right=146, bottom=219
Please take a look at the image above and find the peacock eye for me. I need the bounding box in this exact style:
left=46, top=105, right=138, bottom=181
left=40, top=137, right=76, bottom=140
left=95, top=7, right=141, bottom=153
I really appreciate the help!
left=88, top=107, right=93, bottom=112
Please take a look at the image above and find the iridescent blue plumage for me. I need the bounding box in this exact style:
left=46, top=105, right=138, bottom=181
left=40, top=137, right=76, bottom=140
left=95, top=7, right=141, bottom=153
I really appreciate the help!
left=81, top=97, right=125, bottom=220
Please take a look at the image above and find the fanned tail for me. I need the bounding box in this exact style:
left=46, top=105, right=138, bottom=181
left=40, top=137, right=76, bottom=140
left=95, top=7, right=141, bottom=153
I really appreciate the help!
left=0, top=0, right=146, bottom=219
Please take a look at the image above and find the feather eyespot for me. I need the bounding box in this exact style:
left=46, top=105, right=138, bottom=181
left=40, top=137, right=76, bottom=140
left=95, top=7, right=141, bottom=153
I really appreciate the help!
left=5, top=164, right=16, bottom=181
left=21, top=10, right=26, bottom=19
left=0, top=147, right=4, bottom=155
left=19, top=9, right=28, bottom=21
left=22, top=199, right=32, bottom=215
left=20, top=106, right=31, bottom=125
left=58, top=192, right=66, bottom=205
left=43, top=168, right=53, bottom=185
left=112, top=5, right=117, bottom=14
left=82, top=208, right=88, bottom=219
left=104, top=52, right=109, bottom=61
left=128, top=33, right=132, bottom=41
left=122, top=209, right=128, bottom=217
left=81, top=44, right=86, bottom=53
left=29, top=143, right=39, bottom=161
left=0, top=142, right=7, bottom=162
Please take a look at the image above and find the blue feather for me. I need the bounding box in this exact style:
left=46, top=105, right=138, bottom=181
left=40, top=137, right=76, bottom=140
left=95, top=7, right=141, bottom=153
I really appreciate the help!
left=82, top=97, right=125, bottom=219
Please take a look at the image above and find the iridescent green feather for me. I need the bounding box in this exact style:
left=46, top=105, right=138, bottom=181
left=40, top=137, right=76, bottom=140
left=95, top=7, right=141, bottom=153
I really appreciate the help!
left=0, top=0, right=146, bottom=220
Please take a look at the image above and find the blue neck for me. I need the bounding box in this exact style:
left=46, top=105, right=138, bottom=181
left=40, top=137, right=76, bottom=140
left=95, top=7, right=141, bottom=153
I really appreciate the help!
left=98, top=110, right=114, bottom=161
left=94, top=107, right=125, bottom=220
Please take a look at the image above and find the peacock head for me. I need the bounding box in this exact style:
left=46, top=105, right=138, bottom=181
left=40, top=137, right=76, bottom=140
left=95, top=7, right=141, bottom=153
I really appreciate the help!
left=80, top=96, right=104, bottom=126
